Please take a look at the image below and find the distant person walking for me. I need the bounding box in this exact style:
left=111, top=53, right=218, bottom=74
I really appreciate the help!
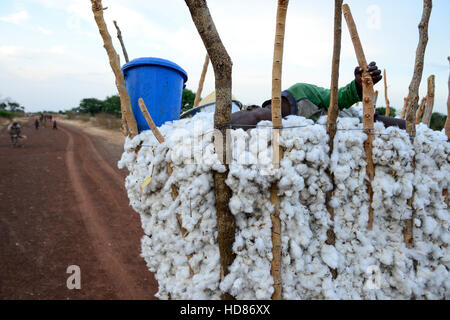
left=7, top=122, right=22, bottom=148
left=35, top=119, right=39, bottom=130
left=53, top=120, right=57, bottom=130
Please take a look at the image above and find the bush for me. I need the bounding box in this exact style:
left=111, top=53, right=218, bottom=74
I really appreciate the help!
left=0, top=110, right=13, bottom=118
left=429, top=112, right=447, bottom=131
left=376, top=106, right=397, bottom=118
left=182, top=88, right=196, bottom=113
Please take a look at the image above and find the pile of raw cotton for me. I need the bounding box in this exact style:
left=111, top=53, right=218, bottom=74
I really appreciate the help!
left=118, top=111, right=450, bottom=300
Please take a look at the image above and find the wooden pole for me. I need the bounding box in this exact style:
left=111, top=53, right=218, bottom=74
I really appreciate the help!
left=421, top=75, right=435, bottom=126
left=184, top=0, right=234, bottom=300
left=445, top=57, right=450, bottom=205
left=138, top=98, right=165, bottom=143
left=405, top=0, right=432, bottom=137
left=403, top=0, right=432, bottom=249
left=401, top=97, right=408, bottom=119
left=325, top=0, right=343, bottom=280
left=373, top=90, right=379, bottom=107
left=90, top=0, right=138, bottom=138
left=138, top=98, right=193, bottom=276
left=194, top=54, right=210, bottom=107
left=445, top=57, right=450, bottom=140
left=384, top=69, right=391, bottom=116
left=269, top=0, right=289, bottom=301
left=446, top=57, right=450, bottom=139
left=343, top=3, right=375, bottom=230
left=415, top=97, right=427, bottom=124
left=113, top=20, right=130, bottom=63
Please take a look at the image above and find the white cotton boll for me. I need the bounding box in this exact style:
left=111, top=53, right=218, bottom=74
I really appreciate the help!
left=423, top=216, right=438, bottom=235
left=414, top=218, right=422, bottom=228
left=321, top=245, right=339, bottom=269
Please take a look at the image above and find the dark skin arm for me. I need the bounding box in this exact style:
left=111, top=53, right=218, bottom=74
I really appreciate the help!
left=230, top=98, right=291, bottom=130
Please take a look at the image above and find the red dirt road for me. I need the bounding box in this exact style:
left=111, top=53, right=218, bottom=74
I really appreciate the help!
left=0, top=118, right=157, bottom=299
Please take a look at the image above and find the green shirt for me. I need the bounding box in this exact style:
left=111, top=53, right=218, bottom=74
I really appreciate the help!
left=286, top=80, right=361, bottom=111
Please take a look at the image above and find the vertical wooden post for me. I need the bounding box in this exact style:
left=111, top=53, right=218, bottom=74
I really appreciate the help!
left=343, top=3, right=375, bottom=230
left=401, top=97, right=408, bottom=119
left=325, top=0, right=343, bottom=280
left=90, top=0, right=138, bottom=137
left=415, top=97, right=427, bottom=124
left=421, top=75, right=435, bottom=126
left=194, top=54, right=210, bottom=107
left=403, top=0, right=432, bottom=249
left=405, top=0, right=432, bottom=137
left=445, top=58, right=450, bottom=205
left=269, top=0, right=289, bottom=300
left=384, top=69, right=391, bottom=116
left=446, top=57, right=450, bottom=139
left=373, top=90, right=379, bottom=107
left=184, top=0, right=234, bottom=300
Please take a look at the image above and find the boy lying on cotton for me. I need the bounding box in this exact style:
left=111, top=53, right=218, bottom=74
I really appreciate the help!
left=230, top=62, right=406, bottom=130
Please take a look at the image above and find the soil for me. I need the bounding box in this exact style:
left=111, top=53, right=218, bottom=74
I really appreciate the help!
left=0, top=118, right=158, bottom=299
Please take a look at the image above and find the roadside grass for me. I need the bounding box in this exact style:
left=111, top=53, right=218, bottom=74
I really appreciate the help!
left=64, top=112, right=122, bottom=130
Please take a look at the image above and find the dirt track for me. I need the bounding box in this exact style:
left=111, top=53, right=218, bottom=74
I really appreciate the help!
left=0, top=118, right=157, bottom=299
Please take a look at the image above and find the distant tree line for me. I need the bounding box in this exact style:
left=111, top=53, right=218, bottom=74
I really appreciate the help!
left=0, top=98, right=25, bottom=118
left=0, top=99, right=25, bottom=113
left=68, top=95, right=121, bottom=116
left=68, top=89, right=197, bottom=117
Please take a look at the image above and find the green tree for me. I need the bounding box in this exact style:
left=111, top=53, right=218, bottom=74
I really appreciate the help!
left=78, top=98, right=104, bottom=115
left=376, top=106, right=397, bottom=118
left=103, top=95, right=121, bottom=116
left=181, top=88, right=196, bottom=113
left=429, top=112, right=447, bottom=131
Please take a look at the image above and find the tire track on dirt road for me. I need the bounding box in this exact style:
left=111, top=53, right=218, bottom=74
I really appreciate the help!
left=60, top=124, right=153, bottom=299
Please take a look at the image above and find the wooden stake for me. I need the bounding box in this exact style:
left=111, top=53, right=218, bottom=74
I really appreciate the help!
left=194, top=54, right=210, bottom=107
left=446, top=57, right=450, bottom=139
left=113, top=20, right=130, bottom=63
left=185, top=0, right=235, bottom=300
left=405, top=0, right=432, bottom=137
left=269, top=0, right=289, bottom=300
left=343, top=3, right=375, bottom=230
left=90, top=0, right=138, bottom=138
left=421, top=75, right=435, bottom=126
left=138, top=98, right=193, bottom=276
left=138, top=98, right=164, bottom=143
left=373, top=90, right=379, bottom=107
left=325, top=0, right=343, bottom=280
left=404, top=0, right=432, bottom=249
left=444, top=39, right=449, bottom=204
left=415, top=97, right=427, bottom=124
left=401, top=97, right=408, bottom=119
left=384, top=69, right=391, bottom=116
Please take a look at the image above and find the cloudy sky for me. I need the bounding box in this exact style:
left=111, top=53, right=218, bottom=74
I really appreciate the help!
left=0, top=0, right=449, bottom=114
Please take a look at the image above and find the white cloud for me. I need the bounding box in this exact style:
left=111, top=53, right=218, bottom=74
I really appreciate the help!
left=0, top=46, right=23, bottom=57
left=36, top=26, right=52, bottom=35
left=50, top=45, right=65, bottom=54
left=0, top=10, right=29, bottom=25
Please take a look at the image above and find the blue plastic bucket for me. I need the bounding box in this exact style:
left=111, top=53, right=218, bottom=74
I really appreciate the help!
left=122, top=57, right=188, bottom=131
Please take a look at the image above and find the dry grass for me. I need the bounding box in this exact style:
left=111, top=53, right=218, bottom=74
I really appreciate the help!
left=58, top=114, right=125, bottom=146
